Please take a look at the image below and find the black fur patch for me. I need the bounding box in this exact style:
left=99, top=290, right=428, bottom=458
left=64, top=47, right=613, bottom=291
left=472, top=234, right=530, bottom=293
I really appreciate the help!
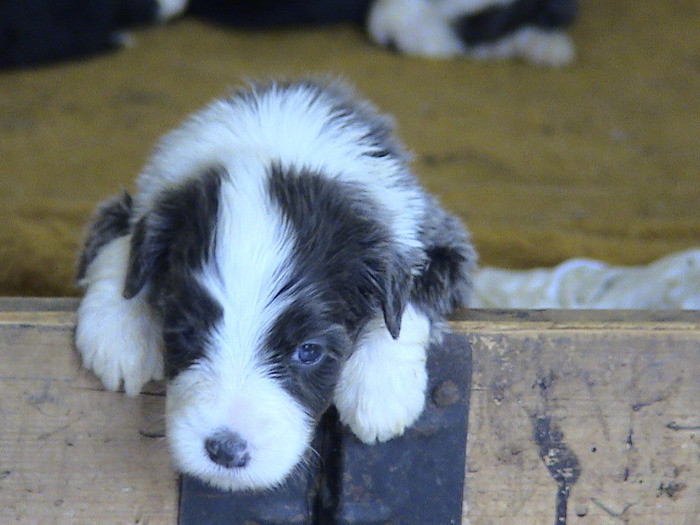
left=123, top=166, right=226, bottom=377
left=266, top=165, right=410, bottom=409
left=76, top=191, right=133, bottom=281
left=267, top=164, right=407, bottom=335
left=453, top=0, right=577, bottom=46
left=264, top=299, right=350, bottom=417
left=189, top=0, right=372, bottom=26
left=1, top=0, right=159, bottom=68
left=158, top=273, right=223, bottom=379
left=412, top=200, right=475, bottom=321
left=124, top=166, right=225, bottom=299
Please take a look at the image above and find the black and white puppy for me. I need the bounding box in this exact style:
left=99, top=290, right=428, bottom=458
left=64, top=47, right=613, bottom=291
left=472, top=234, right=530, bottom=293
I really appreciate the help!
left=179, top=0, right=578, bottom=67
left=368, top=0, right=578, bottom=66
left=75, top=79, right=475, bottom=491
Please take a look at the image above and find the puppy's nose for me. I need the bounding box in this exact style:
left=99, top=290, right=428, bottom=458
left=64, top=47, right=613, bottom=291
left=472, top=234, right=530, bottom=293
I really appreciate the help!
left=204, top=429, right=250, bottom=469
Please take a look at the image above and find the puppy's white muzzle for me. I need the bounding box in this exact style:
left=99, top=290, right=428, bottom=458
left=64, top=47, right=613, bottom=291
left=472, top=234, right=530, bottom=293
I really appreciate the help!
left=165, top=364, right=314, bottom=491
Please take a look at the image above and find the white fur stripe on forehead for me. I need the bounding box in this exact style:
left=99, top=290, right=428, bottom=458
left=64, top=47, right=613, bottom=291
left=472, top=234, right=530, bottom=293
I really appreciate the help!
left=133, top=82, right=424, bottom=251
left=197, top=173, right=295, bottom=371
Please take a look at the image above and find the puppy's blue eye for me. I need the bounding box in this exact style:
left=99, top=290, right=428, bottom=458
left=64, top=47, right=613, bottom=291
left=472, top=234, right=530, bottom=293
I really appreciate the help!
left=293, top=343, right=324, bottom=365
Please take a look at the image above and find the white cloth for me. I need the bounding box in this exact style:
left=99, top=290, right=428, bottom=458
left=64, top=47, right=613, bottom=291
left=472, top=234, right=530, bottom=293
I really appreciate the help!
left=472, top=249, right=700, bottom=309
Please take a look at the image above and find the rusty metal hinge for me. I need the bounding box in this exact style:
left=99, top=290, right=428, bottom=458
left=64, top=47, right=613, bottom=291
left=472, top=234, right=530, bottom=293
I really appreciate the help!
left=179, top=333, right=472, bottom=525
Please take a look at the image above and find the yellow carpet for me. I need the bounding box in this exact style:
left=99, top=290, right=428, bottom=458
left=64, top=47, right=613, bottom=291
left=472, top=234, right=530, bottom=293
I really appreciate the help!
left=0, top=0, right=698, bottom=296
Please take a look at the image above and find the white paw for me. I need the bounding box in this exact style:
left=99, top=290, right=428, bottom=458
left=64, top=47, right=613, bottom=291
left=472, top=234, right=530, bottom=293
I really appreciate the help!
left=367, top=0, right=464, bottom=58
left=76, top=236, right=163, bottom=397
left=334, top=306, right=430, bottom=444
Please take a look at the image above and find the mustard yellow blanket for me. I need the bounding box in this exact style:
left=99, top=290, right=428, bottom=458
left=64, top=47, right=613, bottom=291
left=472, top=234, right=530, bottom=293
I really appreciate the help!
left=1, top=0, right=697, bottom=297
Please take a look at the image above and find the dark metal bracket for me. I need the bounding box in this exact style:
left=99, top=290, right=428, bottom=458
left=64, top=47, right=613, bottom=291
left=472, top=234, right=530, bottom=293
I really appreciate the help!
left=179, top=333, right=472, bottom=525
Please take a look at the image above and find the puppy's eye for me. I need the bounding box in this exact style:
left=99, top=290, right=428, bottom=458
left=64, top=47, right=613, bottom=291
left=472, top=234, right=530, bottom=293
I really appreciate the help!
left=292, top=343, right=325, bottom=366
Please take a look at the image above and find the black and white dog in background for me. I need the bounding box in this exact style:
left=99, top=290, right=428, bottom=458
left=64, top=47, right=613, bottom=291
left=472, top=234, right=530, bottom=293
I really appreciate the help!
left=76, top=79, right=476, bottom=491
left=366, top=0, right=578, bottom=65
left=1, top=0, right=576, bottom=68
left=184, top=0, right=579, bottom=66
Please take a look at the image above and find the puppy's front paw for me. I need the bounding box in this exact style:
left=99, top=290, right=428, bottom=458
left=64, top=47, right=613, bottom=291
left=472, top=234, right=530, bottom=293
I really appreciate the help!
left=334, top=307, right=430, bottom=444
left=76, top=237, right=163, bottom=396
left=335, top=352, right=427, bottom=444
left=76, top=294, right=163, bottom=396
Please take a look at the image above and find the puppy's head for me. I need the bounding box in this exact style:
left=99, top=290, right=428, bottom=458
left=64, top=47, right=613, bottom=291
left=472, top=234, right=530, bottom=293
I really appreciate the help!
left=123, top=164, right=412, bottom=491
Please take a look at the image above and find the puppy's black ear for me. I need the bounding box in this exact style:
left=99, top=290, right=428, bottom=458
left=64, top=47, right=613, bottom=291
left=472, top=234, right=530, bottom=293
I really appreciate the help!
left=410, top=202, right=476, bottom=318
left=123, top=214, right=167, bottom=299
left=77, top=191, right=133, bottom=283
left=381, top=259, right=413, bottom=340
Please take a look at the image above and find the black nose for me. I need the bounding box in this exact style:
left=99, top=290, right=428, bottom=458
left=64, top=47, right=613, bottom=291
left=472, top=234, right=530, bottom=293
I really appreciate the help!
left=204, top=429, right=250, bottom=469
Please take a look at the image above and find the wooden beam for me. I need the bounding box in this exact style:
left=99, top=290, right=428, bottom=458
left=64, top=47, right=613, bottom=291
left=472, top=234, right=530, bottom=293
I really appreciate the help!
left=1, top=300, right=698, bottom=523
left=457, top=309, right=700, bottom=524
left=0, top=298, right=176, bottom=524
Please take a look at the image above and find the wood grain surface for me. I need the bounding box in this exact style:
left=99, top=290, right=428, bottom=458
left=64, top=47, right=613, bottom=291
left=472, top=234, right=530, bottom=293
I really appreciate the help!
left=1, top=300, right=698, bottom=524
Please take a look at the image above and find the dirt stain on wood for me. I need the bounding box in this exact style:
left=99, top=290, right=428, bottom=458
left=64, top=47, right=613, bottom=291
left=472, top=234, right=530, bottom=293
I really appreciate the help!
left=532, top=415, right=581, bottom=525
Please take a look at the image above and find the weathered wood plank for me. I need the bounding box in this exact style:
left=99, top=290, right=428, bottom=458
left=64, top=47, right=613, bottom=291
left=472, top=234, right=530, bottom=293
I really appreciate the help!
left=1, top=300, right=698, bottom=524
left=0, top=305, right=176, bottom=524
left=457, top=310, right=700, bottom=525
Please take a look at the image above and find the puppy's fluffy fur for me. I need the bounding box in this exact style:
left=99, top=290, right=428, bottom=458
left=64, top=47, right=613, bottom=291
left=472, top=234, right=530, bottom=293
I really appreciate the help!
left=76, top=79, right=475, bottom=491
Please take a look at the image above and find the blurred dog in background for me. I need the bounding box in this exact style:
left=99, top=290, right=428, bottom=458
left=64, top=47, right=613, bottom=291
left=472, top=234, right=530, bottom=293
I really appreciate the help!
left=1, top=0, right=576, bottom=67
